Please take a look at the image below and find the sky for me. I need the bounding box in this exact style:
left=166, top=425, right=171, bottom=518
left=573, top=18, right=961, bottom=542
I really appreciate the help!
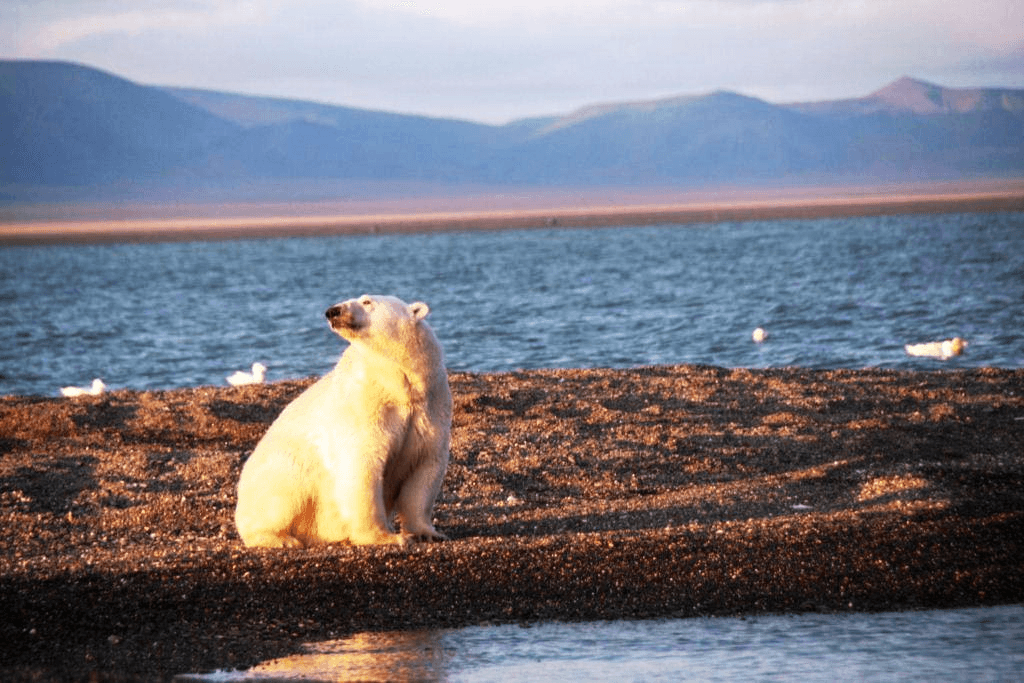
left=2, top=0, right=1023, bottom=124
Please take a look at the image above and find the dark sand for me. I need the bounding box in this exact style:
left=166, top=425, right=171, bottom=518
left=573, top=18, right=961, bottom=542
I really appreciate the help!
left=3, top=184, right=1024, bottom=245
left=1, top=366, right=1022, bottom=681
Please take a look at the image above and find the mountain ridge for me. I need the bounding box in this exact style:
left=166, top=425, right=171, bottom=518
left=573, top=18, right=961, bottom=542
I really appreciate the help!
left=787, top=76, right=1024, bottom=116
left=2, top=60, right=1022, bottom=200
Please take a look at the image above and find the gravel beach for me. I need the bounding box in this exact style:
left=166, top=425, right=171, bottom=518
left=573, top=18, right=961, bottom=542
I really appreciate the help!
left=1, top=365, right=1022, bottom=680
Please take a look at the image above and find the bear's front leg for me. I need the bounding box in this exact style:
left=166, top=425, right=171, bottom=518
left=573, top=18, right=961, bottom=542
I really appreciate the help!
left=335, top=459, right=408, bottom=546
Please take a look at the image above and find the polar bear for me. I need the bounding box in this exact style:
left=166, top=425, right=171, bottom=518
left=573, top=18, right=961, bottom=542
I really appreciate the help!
left=235, top=294, right=452, bottom=548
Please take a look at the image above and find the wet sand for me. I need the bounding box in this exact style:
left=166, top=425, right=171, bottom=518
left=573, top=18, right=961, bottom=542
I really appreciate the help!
left=2, top=184, right=1024, bottom=245
left=1, top=366, right=1022, bottom=681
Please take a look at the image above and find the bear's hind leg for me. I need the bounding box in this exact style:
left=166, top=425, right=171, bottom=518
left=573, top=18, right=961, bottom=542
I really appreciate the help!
left=235, top=478, right=310, bottom=548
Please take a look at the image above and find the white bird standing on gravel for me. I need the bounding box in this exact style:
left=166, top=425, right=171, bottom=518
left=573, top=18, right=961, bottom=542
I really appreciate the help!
left=227, top=362, right=267, bottom=386
left=60, top=378, right=106, bottom=397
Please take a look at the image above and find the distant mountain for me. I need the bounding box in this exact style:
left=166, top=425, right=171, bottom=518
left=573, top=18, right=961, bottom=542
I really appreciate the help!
left=790, top=76, right=1024, bottom=116
left=161, top=87, right=549, bottom=182
left=0, top=60, right=238, bottom=186
left=1, top=60, right=1022, bottom=200
left=177, top=94, right=500, bottom=182
left=494, top=91, right=839, bottom=184
left=784, top=77, right=1024, bottom=176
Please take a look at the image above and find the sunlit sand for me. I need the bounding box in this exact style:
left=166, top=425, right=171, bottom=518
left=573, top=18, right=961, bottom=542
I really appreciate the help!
left=2, top=181, right=1022, bottom=245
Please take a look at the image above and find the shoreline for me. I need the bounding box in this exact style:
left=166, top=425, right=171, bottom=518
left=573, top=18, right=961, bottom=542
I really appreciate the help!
left=1, top=365, right=1022, bottom=680
left=2, top=184, right=1023, bottom=245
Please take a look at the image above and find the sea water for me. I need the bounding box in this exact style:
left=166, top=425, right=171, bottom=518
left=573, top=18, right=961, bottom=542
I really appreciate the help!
left=2, top=211, right=1023, bottom=396
left=182, top=604, right=1024, bottom=681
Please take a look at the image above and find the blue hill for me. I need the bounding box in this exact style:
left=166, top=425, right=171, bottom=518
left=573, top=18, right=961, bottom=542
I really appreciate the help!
left=2, top=60, right=1021, bottom=201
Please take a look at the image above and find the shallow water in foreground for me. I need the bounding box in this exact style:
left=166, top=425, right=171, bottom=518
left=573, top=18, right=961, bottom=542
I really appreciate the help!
left=183, top=604, right=1024, bottom=682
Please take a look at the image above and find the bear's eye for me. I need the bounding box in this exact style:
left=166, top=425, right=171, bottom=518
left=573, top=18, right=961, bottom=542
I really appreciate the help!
left=359, top=297, right=373, bottom=309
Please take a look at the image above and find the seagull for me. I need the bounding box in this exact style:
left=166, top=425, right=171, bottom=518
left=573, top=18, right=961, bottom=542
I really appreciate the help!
left=60, top=378, right=106, bottom=397
left=227, top=362, right=267, bottom=386
left=752, top=327, right=768, bottom=343
left=904, top=337, right=967, bottom=360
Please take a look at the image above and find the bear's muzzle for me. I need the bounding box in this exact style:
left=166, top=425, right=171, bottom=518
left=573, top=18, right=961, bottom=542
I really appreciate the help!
left=326, top=303, right=360, bottom=331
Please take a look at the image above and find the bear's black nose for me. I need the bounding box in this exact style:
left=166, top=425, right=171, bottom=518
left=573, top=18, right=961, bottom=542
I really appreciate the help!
left=326, top=303, right=358, bottom=330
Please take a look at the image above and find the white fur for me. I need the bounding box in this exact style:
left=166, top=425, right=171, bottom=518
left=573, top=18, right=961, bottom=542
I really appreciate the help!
left=234, top=295, right=452, bottom=548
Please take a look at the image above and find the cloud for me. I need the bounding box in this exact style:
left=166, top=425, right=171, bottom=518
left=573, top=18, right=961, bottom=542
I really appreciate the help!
left=2, top=0, right=1022, bottom=123
left=346, top=0, right=650, bottom=26
left=5, top=1, right=278, bottom=52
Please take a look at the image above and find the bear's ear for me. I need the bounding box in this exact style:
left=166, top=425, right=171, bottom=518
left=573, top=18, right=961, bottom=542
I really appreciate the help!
left=409, top=301, right=430, bottom=320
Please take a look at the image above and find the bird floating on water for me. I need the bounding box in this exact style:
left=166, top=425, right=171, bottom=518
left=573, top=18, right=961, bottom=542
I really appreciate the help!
left=904, top=337, right=967, bottom=360
left=227, top=362, right=267, bottom=386
left=752, top=327, right=768, bottom=343
left=60, top=378, right=106, bottom=397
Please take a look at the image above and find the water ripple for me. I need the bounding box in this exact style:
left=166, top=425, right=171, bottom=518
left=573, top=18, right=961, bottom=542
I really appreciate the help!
left=2, top=211, right=1023, bottom=395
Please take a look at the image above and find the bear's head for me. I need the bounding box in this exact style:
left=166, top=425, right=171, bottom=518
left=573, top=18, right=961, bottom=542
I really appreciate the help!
left=325, top=294, right=437, bottom=367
